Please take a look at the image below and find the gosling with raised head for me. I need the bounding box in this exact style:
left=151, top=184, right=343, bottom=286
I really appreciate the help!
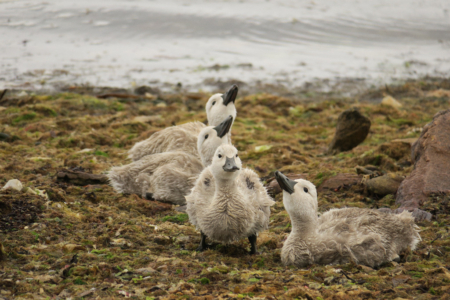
left=108, top=116, right=233, bottom=204
left=275, top=171, right=421, bottom=268
left=186, top=144, right=274, bottom=254
left=128, top=85, right=238, bottom=161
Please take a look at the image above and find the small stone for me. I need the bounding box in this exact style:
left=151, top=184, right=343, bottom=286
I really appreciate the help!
left=134, top=267, right=157, bottom=275
left=62, top=244, right=86, bottom=253
left=2, top=179, right=23, bottom=191
left=365, top=174, right=404, bottom=196
left=381, top=95, right=402, bottom=108
left=153, top=235, right=172, bottom=245
left=0, top=132, right=10, bottom=141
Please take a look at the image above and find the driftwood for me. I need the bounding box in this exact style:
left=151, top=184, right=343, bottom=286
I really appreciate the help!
left=56, top=169, right=108, bottom=186
left=96, top=93, right=142, bottom=99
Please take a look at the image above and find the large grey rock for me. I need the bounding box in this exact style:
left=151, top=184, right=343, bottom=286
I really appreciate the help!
left=327, top=108, right=371, bottom=154
left=395, top=109, right=450, bottom=220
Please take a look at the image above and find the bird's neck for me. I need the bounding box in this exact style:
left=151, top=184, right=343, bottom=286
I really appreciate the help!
left=289, top=213, right=318, bottom=240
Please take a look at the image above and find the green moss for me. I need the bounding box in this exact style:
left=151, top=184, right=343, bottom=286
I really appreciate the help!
left=161, top=214, right=188, bottom=224
left=12, top=112, right=37, bottom=124
left=94, top=150, right=109, bottom=157
left=199, top=277, right=210, bottom=284
left=73, top=278, right=87, bottom=285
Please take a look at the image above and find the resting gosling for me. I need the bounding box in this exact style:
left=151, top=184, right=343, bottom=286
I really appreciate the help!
left=275, top=171, right=421, bottom=268
left=128, top=85, right=238, bottom=161
left=108, top=116, right=233, bottom=204
left=186, top=144, right=274, bottom=254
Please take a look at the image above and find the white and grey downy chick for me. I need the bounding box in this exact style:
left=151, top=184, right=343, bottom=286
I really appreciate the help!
left=108, top=115, right=233, bottom=205
left=128, top=85, right=238, bottom=161
left=186, top=144, right=274, bottom=254
left=275, top=171, right=421, bottom=268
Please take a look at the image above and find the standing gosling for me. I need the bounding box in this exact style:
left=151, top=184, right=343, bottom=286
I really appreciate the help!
left=128, top=85, right=238, bottom=161
left=108, top=116, right=233, bottom=204
left=186, top=144, right=274, bottom=254
left=275, top=171, right=421, bottom=268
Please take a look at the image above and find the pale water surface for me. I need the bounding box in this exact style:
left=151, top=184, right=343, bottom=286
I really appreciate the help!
left=0, top=0, right=449, bottom=92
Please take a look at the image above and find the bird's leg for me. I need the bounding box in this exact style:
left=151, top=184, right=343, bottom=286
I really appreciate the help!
left=196, top=232, right=208, bottom=252
left=248, top=234, right=257, bottom=255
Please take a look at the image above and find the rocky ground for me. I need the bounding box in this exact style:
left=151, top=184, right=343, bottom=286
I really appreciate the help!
left=1, top=78, right=450, bottom=299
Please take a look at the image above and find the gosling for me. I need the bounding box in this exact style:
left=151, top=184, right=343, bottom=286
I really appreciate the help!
left=108, top=116, right=233, bottom=204
left=186, top=144, right=274, bottom=254
left=128, top=85, right=238, bottom=161
left=275, top=171, right=421, bottom=268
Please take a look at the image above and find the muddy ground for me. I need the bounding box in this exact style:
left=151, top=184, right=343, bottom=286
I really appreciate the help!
left=1, top=78, right=450, bottom=299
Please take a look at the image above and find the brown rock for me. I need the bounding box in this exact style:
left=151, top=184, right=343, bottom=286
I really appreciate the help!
left=327, top=108, right=371, bottom=154
left=318, top=173, right=362, bottom=192
left=365, top=174, right=404, bottom=196
left=396, top=109, right=450, bottom=219
left=265, top=173, right=308, bottom=197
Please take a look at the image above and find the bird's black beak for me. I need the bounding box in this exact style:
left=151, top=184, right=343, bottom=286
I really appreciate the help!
left=222, top=84, right=238, bottom=106
left=275, top=171, right=297, bottom=195
left=213, top=115, right=233, bottom=138
left=223, top=156, right=240, bottom=172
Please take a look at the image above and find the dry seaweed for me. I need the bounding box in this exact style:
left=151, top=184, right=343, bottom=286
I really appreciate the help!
left=1, top=79, right=450, bottom=299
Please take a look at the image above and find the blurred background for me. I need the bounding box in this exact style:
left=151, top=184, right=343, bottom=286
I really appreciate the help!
left=1, top=0, right=449, bottom=94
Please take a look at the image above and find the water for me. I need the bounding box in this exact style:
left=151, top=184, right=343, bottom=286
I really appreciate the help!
left=0, top=0, right=449, bottom=93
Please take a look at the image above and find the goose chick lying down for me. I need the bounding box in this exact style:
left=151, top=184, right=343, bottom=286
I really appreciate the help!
left=108, top=116, right=233, bottom=205
left=128, top=85, right=238, bottom=161
left=186, top=144, right=274, bottom=254
left=275, top=171, right=421, bottom=268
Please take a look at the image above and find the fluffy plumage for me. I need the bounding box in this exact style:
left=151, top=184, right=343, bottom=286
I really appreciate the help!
left=276, top=172, right=421, bottom=268
left=128, top=85, right=237, bottom=161
left=186, top=144, right=274, bottom=253
left=128, top=122, right=204, bottom=162
left=108, top=124, right=230, bottom=205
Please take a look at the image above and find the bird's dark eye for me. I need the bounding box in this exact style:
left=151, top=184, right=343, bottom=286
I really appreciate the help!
left=235, top=154, right=238, bottom=157
left=212, top=101, right=216, bottom=106
left=205, top=134, right=208, bottom=139
left=304, top=187, right=308, bottom=193
left=218, top=154, right=222, bottom=158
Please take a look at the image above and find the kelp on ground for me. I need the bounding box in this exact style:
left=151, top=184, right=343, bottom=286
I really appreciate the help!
left=1, top=78, right=450, bottom=299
